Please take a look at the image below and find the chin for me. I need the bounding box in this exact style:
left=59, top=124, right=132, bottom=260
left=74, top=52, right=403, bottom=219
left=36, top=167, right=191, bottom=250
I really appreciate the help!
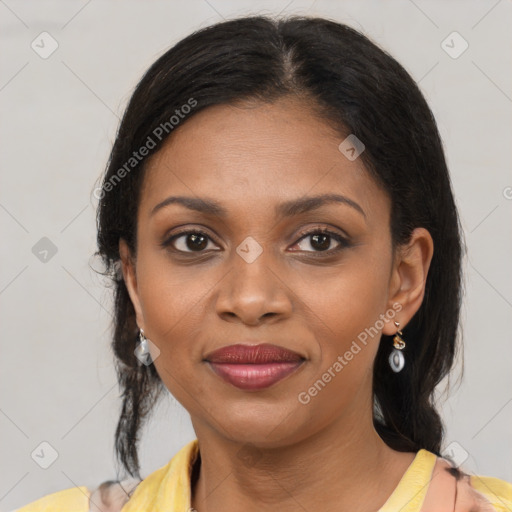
left=211, top=401, right=311, bottom=447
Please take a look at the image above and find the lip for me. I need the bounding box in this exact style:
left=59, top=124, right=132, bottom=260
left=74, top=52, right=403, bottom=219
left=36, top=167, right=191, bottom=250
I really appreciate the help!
left=204, top=343, right=305, bottom=390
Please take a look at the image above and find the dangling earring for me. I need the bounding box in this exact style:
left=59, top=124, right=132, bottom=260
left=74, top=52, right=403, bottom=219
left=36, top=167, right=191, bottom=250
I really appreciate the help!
left=389, top=321, right=406, bottom=373
left=134, top=328, right=153, bottom=366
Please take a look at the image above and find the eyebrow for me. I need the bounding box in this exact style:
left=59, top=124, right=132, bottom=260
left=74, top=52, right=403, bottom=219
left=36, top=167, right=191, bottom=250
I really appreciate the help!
left=150, top=193, right=366, bottom=220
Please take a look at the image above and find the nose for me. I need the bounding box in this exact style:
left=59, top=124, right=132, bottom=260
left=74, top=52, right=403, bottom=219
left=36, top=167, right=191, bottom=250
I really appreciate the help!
left=215, top=245, right=292, bottom=326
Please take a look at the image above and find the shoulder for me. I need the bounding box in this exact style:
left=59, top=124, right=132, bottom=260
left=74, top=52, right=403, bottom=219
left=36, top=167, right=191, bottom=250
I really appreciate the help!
left=12, top=485, right=91, bottom=512
left=88, top=478, right=141, bottom=512
left=422, top=455, right=512, bottom=512
left=469, top=474, right=512, bottom=511
left=14, top=441, right=198, bottom=512
left=12, top=478, right=141, bottom=512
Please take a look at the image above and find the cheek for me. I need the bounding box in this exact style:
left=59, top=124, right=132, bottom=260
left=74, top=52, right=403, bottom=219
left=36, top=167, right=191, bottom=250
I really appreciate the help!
left=301, top=251, right=391, bottom=348
left=136, top=243, right=210, bottom=323
left=134, top=252, right=205, bottom=358
left=295, top=261, right=389, bottom=419
left=133, top=249, right=228, bottom=402
left=136, top=261, right=208, bottom=409
left=293, top=249, right=392, bottom=414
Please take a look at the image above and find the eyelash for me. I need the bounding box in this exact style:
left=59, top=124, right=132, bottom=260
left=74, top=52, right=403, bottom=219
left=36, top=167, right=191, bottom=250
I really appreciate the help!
left=161, top=227, right=350, bottom=257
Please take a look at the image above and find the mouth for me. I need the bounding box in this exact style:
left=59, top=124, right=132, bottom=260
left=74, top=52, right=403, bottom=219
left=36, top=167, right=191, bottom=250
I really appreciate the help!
left=204, top=343, right=305, bottom=391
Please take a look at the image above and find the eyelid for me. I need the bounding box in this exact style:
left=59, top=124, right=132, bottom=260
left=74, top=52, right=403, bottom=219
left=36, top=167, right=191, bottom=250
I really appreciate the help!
left=294, top=225, right=350, bottom=243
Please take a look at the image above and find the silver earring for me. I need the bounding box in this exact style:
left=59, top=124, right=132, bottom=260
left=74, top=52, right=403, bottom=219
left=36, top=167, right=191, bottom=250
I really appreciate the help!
left=388, top=321, right=406, bottom=373
left=134, top=328, right=153, bottom=366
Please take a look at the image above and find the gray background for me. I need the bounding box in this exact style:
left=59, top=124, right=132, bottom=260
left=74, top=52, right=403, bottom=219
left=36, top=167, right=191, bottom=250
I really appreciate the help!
left=1, top=0, right=511, bottom=509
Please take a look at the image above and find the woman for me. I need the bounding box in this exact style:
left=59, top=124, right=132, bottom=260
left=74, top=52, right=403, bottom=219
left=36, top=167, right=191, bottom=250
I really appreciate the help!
left=16, top=15, right=512, bottom=512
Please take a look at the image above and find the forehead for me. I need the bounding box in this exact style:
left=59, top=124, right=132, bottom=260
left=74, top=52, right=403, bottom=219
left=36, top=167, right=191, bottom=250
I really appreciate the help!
left=140, top=98, right=389, bottom=224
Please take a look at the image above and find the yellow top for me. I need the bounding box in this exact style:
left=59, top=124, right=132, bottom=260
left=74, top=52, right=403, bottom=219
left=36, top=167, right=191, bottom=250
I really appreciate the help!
left=14, top=439, right=512, bottom=511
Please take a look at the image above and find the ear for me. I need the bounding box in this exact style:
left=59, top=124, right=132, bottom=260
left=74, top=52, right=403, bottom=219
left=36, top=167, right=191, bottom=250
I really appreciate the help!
left=382, top=227, right=434, bottom=336
left=119, top=238, right=145, bottom=330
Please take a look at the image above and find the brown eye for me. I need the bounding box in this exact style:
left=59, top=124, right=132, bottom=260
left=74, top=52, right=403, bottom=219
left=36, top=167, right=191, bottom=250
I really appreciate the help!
left=164, top=230, right=218, bottom=253
left=292, top=229, right=350, bottom=254
left=306, top=233, right=332, bottom=251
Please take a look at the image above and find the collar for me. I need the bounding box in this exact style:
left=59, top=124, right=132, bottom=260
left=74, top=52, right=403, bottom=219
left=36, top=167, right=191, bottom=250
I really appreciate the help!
left=121, top=439, right=199, bottom=512
left=121, top=440, right=437, bottom=512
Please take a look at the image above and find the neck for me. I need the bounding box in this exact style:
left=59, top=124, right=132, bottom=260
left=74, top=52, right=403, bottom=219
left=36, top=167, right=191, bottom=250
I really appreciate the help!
left=190, top=395, right=415, bottom=512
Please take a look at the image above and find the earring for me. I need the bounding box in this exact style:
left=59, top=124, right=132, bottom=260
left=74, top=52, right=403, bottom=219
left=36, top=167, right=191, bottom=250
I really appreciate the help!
left=388, top=321, right=406, bottom=373
left=134, top=328, right=153, bottom=366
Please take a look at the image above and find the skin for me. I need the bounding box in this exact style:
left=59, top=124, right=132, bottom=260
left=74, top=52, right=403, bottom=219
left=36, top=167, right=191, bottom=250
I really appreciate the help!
left=119, top=96, right=434, bottom=512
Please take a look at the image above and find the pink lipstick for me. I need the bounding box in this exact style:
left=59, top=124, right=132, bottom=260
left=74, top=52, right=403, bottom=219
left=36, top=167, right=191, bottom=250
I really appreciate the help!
left=204, top=343, right=305, bottom=390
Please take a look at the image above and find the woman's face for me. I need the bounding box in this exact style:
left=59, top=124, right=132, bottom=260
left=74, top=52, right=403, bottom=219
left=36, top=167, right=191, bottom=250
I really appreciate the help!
left=120, top=96, right=432, bottom=448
